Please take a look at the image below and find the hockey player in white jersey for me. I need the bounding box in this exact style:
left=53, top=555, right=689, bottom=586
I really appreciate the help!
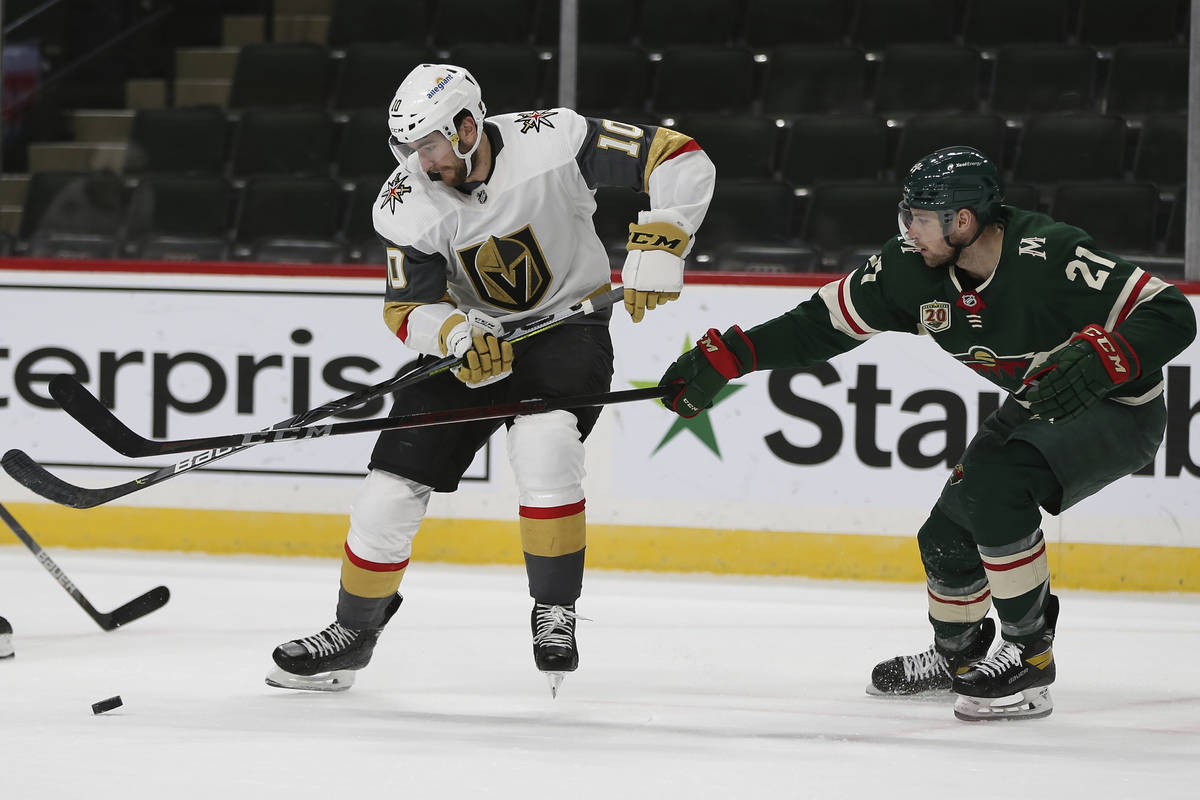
left=267, top=63, right=715, bottom=696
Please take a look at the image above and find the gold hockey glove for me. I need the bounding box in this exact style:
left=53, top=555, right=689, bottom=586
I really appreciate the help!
left=455, top=332, right=515, bottom=387
left=622, top=212, right=689, bottom=323
left=439, top=309, right=515, bottom=388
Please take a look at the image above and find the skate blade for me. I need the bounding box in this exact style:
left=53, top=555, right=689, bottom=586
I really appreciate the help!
left=865, top=684, right=954, bottom=701
left=545, top=671, right=565, bottom=698
left=265, top=666, right=356, bottom=692
left=953, top=686, right=1053, bottom=721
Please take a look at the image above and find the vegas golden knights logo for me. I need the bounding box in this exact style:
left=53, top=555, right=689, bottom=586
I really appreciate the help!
left=457, top=225, right=552, bottom=311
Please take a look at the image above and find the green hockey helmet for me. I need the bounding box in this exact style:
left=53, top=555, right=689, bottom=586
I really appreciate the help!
left=899, top=146, right=1005, bottom=236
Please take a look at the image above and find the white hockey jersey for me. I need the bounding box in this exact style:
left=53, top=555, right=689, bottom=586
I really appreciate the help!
left=372, top=108, right=715, bottom=345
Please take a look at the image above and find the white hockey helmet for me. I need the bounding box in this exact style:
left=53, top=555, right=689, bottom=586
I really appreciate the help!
left=387, top=63, right=487, bottom=172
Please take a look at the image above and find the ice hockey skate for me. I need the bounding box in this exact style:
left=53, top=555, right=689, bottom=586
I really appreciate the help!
left=532, top=602, right=580, bottom=698
left=866, top=617, right=995, bottom=697
left=0, top=616, right=13, bottom=660
left=952, top=595, right=1058, bottom=721
left=266, top=594, right=402, bottom=692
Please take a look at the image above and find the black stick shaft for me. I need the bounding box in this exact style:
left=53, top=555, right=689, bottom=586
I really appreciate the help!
left=115, top=386, right=670, bottom=456
left=4, top=287, right=625, bottom=508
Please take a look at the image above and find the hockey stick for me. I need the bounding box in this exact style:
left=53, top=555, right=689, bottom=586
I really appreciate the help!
left=1, top=287, right=624, bottom=509
left=47, top=386, right=673, bottom=457
left=0, top=503, right=170, bottom=631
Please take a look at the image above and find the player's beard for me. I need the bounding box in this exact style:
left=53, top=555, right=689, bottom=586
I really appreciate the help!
left=427, top=156, right=468, bottom=186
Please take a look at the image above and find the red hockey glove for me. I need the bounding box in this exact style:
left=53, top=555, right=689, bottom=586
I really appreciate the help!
left=659, top=326, right=756, bottom=418
left=1023, top=324, right=1140, bottom=423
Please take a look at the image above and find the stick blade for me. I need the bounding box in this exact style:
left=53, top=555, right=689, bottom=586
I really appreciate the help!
left=2, top=449, right=111, bottom=509
left=106, top=585, right=170, bottom=630
left=48, top=375, right=151, bottom=458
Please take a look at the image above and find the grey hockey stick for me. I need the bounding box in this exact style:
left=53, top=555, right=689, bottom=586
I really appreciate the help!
left=0, top=503, right=170, bottom=631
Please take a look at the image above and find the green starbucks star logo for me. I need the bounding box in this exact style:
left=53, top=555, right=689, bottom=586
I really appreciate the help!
left=632, top=335, right=746, bottom=458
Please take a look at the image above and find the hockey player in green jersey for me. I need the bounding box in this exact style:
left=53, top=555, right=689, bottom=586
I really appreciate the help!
left=658, top=146, right=1196, bottom=721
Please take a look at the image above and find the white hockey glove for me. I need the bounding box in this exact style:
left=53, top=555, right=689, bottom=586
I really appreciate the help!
left=621, top=209, right=688, bottom=323
left=439, top=309, right=514, bottom=388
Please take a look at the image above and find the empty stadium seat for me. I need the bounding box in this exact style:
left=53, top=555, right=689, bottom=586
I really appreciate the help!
left=761, top=46, right=868, bottom=116
left=989, top=45, right=1098, bottom=116
left=19, top=171, right=125, bottom=257
left=1105, top=45, right=1188, bottom=116
left=123, top=175, right=233, bottom=261
left=651, top=47, right=757, bottom=115
left=336, top=110, right=397, bottom=182
left=333, top=44, right=432, bottom=111
left=1134, top=114, right=1186, bottom=187
left=1165, top=198, right=1185, bottom=254
left=229, top=43, right=333, bottom=109
left=1012, top=112, right=1126, bottom=183
left=234, top=176, right=346, bottom=263
left=327, top=0, right=430, bottom=48
left=893, top=114, right=1007, bottom=177
left=801, top=182, right=900, bottom=264
left=853, top=0, right=958, bottom=50
left=962, top=0, right=1074, bottom=47
left=231, top=110, right=337, bottom=177
left=1051, top=181, right=1159, bottom=252
left=124, top=107, right=229, bottom=175
left=535, top=0, right=638, bottom=46
left=445, top=46, right=547, bottom=113
left=344, top=178, right=389, bottom=264
left=1003, top=182, right=1043, bottom=212
left=781, top=115, right=888, bottom=186
left=433, top=0, right=537, bottom=47
left=1078, top=0, right=1183, bottom=46
left=699, top=179, right=797, bottom=253
left=743, top=0, right=855, bottom=46
left=673, top=115, right=781, bottom=180
left=874, top=46, right=982, bottom=115
left=573, top=45, right=651, bottom=117
left=712, top=242, right=823, bottom=273
left=637, top=0, right=740, bottom=48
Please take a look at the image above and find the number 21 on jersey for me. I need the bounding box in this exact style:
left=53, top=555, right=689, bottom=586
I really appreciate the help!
left=1065, top=245, right=1115, bottom=290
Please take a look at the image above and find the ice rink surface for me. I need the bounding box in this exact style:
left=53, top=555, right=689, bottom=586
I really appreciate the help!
left=1, top=546, right=1198, bottom=800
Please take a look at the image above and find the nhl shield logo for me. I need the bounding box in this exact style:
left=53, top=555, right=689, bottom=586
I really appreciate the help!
left=920, top=301, right=952, bottom=333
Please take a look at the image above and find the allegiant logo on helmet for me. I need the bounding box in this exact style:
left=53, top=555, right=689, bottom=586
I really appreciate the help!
left=426, top=75, right=453, bottom=99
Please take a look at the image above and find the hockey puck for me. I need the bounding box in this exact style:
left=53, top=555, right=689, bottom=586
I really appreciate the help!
left=91, top=696, right=123, bottom=715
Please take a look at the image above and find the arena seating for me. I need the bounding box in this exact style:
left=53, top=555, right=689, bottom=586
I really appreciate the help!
left=3, top=0, right=1189, bottom=274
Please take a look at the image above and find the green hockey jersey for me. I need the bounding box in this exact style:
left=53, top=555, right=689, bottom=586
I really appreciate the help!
left=744, top=207, right=1195, bottom=404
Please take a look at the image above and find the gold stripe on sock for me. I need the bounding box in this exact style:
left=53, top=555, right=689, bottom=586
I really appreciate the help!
left=340, top=552, right=406, bottom=598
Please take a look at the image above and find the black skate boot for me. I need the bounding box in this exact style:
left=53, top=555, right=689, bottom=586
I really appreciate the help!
left=265, top=594, right=402, bottom=692
left=531, top=602, right=579, bottom=698
left=0, top=616, right=12, bottom=660
left=953, top=594, right=1059, bottom=721
left=867, top=617, right=996, bottom=697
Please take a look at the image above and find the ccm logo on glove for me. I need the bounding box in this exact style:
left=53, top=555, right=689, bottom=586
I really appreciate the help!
left=628, top=224, right=687, bottom=255
left=621, top=212, right=689, bottom=323
left=1077, top=324, right=1135, bottom=383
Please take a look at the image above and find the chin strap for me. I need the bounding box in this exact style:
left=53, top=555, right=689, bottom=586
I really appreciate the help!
left=942, top=220, right=989, bottom=266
